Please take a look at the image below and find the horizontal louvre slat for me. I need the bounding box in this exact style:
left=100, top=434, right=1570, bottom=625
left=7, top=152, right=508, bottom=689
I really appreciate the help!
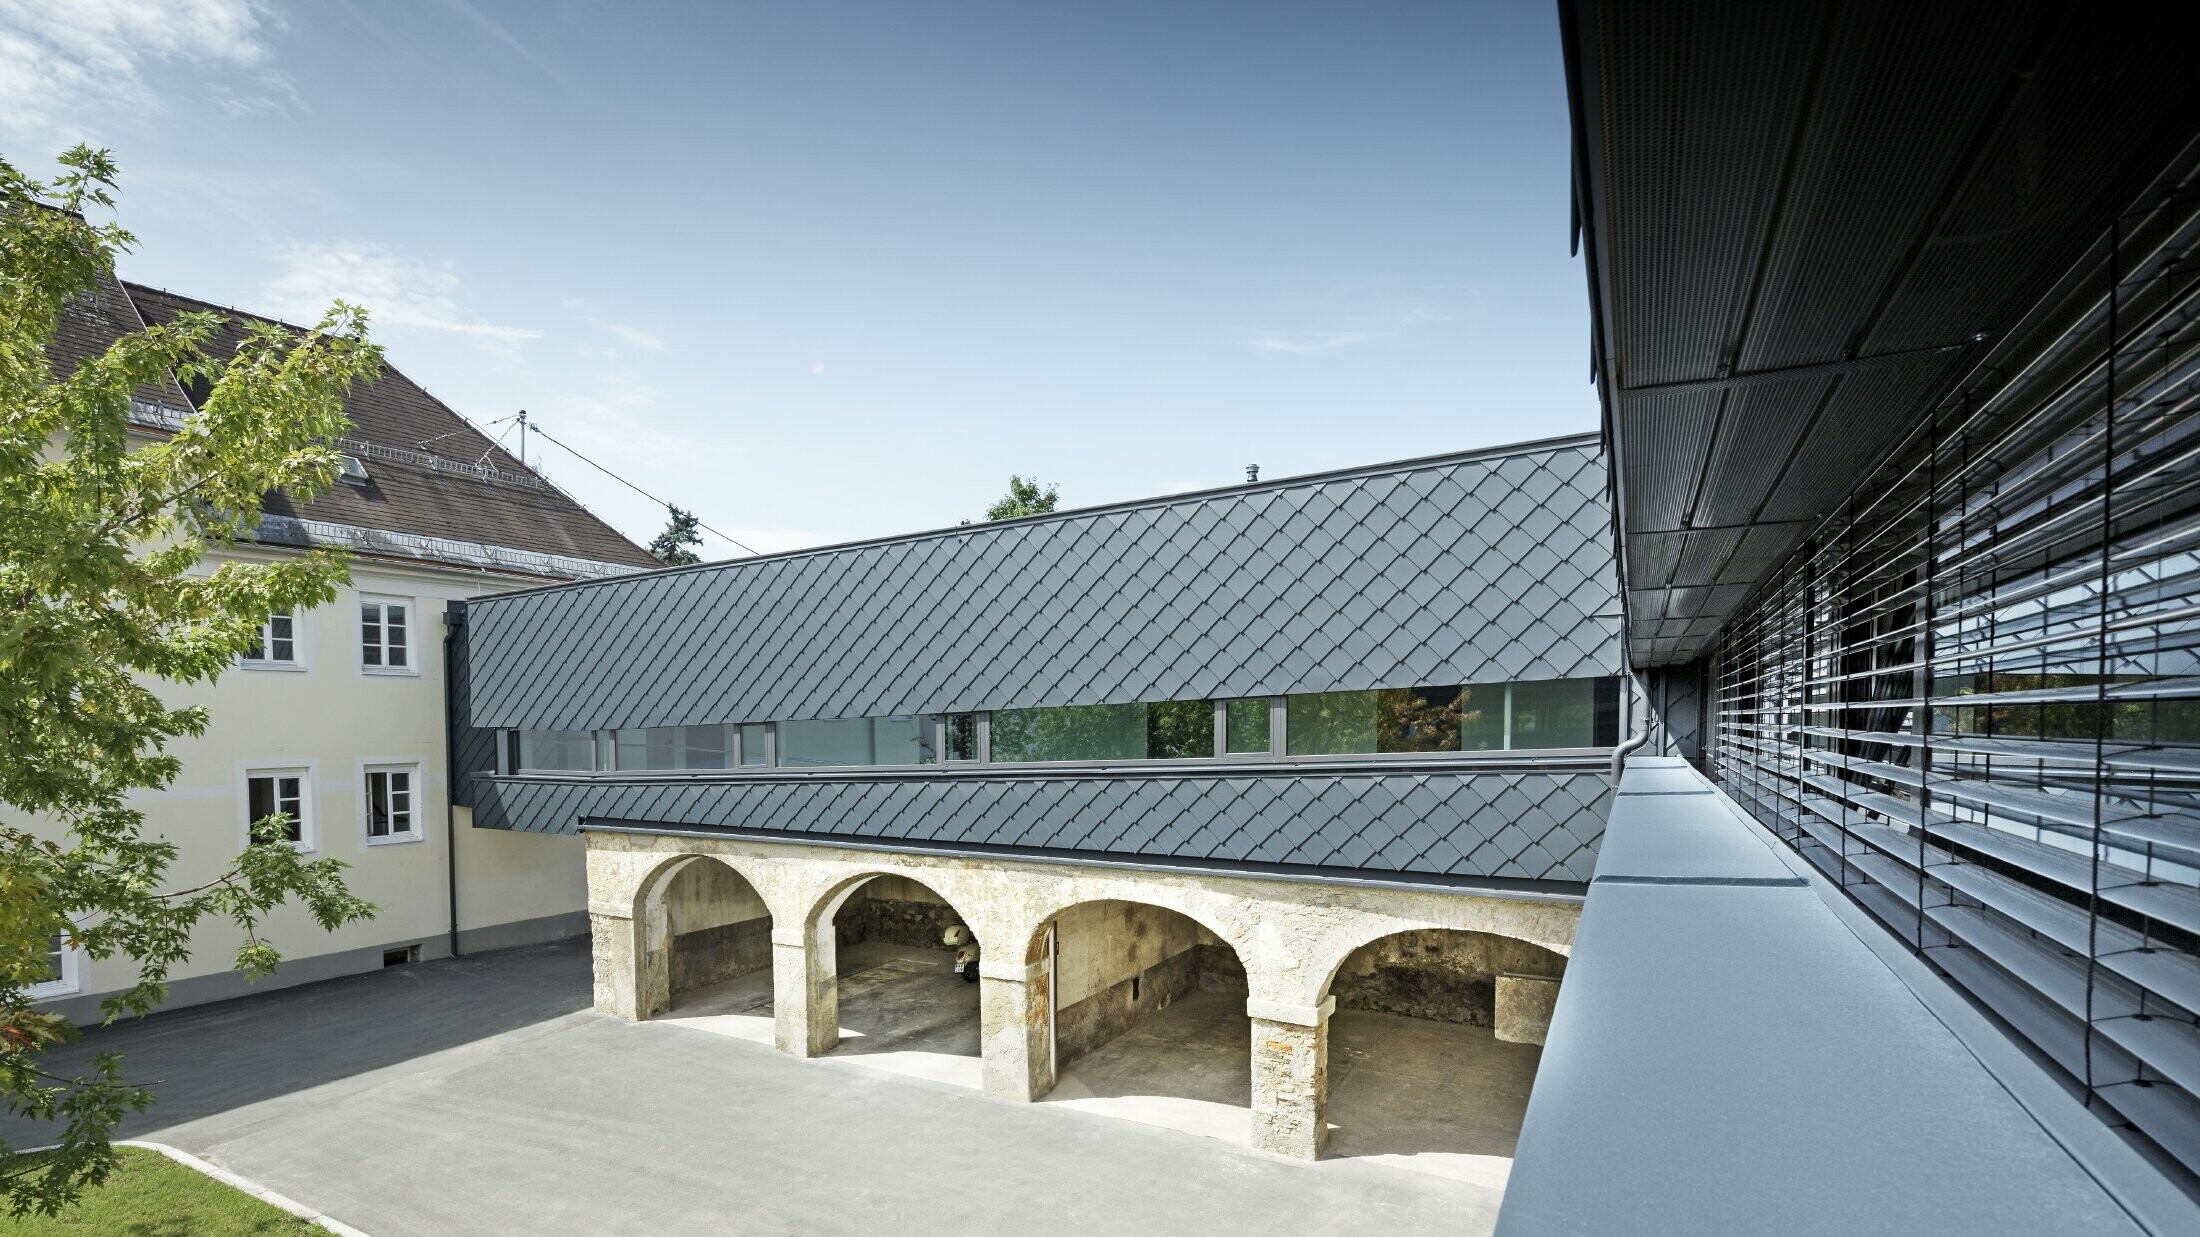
left=1704, top=168, right=2200, bottom=1177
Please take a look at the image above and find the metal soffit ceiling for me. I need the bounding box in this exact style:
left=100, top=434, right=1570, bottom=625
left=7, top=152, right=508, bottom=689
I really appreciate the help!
left=1563, top=0, right=2200, bottom=666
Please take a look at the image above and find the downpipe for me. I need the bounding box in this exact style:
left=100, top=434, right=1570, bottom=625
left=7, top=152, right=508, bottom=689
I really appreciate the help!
left=1608, top=671, right=1652, bottom=788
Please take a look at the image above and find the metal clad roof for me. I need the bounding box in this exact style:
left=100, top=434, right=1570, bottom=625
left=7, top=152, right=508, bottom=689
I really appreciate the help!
left=1567, top=0, right=2200, bottom=665
left=469, top=764, right=1614, bottom=883
left=464, top=438, right=1621, bottom=730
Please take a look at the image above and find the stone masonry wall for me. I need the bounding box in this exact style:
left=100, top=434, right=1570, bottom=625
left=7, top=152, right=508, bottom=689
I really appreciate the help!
left=1329, top=928, right=1566, bottom=1026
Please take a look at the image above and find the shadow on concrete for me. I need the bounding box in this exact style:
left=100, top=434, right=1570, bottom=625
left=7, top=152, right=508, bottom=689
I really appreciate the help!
left=0, top=937, right=594, bottom=1146
left=1045, top=989, right=1254, bottom=1145
left=1324, top=1009, right=1540, bottom=1188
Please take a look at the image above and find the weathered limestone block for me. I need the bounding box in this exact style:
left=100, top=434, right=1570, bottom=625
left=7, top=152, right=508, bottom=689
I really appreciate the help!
left=1247, top=996, right=1332, bottom=1160
left=1495, top=973, right=1562, bottom=1045
left=591, top=912, right=645, bottom=1019
left=979, top=958, right=1054, bottom=1101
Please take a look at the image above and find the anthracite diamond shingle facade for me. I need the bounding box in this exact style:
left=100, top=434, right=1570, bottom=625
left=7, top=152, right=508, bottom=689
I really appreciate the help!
left=470, top=767, right=1615, bottom=884
left=466, top=436, right=1619, bottom=728
left=459, top=434, right=1623, bottom=884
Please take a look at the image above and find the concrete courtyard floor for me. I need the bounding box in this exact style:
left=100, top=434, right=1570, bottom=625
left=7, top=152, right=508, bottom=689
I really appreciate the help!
left=4, top=939, right=1535, bottom=1236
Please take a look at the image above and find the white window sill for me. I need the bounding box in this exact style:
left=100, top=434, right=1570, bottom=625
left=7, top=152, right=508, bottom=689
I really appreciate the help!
left=365, top=832, right=425, bottom=847
left=360, top=665, right=421, bottom=677
left=238, top=661, right=307, bottom=673
left=26, top=981, right=79, bottom=1001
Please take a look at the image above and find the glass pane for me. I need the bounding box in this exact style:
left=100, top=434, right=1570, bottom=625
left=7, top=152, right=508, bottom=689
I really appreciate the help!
left=387, top=607, right=407, bottom=666
left=518, top=730, right=597, bottom=771
left=1225, top=699, right=1271, bottom=753
left=1376, top=685, right=1464, bottom=752
left=1457, top=683, right=1506, bottom=751
left=738, top=723, right=770, bottom=766
left=870, top=715, right=936, bottom=765
left=248, top=776, right=275, bottom=823
left=1288, top=686, right=1466, bottom=754
left=682, top=725, right=730, bottom=769
left=778, top=717, right=876, bottom=767
left=368, top=772, right=389, bottom=835
left=991, top=703, right=1147, bottom=762
left=1147, top=699, right=1214, bottom=758
left=1511, top=678, right=1597, bottom=749
left=614, top=728, right=686, bottom=770
left=45, top=933, right=65, bottom=982
left=943, top=714, right=979, bottom=761
left=1285, top=691, right=1379, bottom=755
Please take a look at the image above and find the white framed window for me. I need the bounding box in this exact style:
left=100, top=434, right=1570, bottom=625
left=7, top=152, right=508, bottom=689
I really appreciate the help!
left=359, top=595, right=415, bottom=674
left=240, top=763, right=315, bottom=851
left=27, top=927, right=82, bottom=1000
left=361, top=762, right=424, bottom=845
left=240, top=609, right=303, bottom=670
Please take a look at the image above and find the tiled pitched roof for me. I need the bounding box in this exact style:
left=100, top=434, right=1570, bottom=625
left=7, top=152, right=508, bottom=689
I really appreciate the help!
left=123, top=284, right=659, bottom=573
left=45, top=265, right=195, bottom=418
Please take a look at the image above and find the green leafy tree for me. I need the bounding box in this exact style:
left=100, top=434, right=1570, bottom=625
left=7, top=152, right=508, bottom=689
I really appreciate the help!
left=648, top=504, right=702, bottom=565
left=0, top=148, right=380, bottom=1215
left=984, top=475, right=1059, bottom=521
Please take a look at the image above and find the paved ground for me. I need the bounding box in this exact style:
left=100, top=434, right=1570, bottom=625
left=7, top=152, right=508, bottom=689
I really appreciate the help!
left=4, top=940, right=1524, bottom=1236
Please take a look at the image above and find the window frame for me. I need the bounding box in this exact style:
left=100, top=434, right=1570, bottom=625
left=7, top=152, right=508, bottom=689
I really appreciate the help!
left=26, top=922, right=83, bottom=1001
left=360, top=759, right=426, bottom=846
left=238, top=608, right=307, bottom=672
left=358, top=593, right=418, bottom=677
left=239, top=760, right=317, bottom=853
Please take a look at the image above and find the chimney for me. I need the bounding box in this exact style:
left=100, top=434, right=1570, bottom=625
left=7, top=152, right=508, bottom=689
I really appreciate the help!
left=1246, top=464, right=1260, bottom=484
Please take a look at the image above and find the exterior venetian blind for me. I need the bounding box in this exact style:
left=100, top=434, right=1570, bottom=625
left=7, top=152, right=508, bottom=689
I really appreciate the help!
left=1708, top=166, right=2200, bottom=1177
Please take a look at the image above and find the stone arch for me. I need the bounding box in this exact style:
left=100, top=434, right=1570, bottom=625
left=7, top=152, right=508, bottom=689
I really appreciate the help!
left=1020, top=895, right=1255, bottom=1118
left=794, top=866, right=988, bottom=1064
left=628, top=852, right=777, bottom=1020
left=1314, top=921, right=1568, bottom=1019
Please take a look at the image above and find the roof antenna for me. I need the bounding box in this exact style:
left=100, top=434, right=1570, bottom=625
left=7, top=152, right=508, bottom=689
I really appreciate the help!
left=1246, top=464, right=1260, bottom=483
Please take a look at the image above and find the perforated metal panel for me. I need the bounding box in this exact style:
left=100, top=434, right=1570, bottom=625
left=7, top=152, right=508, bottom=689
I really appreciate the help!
left=464, top=438, right=1621, bottom=730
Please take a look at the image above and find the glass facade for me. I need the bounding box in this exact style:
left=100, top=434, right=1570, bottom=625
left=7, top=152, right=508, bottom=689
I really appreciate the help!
left=517, top=729, right=597, bottom=771
left=777, top=715, right=936, bottom=767
left=614, top=725, right=732, bottom=771
left=990, top=699, right=1215, bottom=763
left=1225, top=699, right=1271, bottom=753
left=508, top=677, right=1621, bottom=774
left=1287, top=680, right=1616, bottom=756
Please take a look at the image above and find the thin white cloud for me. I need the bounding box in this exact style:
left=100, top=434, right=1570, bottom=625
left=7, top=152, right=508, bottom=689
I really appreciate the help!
left=263, top=241, right=542, bottom=343
left=587, top=317, right=666, bottom=353
left=1241, top=305, right=1447, bottom=356
left=0, top=0, right=286, bottom=136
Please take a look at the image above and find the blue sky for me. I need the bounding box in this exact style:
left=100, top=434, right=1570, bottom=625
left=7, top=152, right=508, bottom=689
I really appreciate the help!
left=2, top=1, right=1594, bottom=556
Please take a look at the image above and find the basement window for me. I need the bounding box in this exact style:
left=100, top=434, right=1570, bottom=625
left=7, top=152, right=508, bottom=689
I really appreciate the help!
left=382, top=945, right=420, bottom=967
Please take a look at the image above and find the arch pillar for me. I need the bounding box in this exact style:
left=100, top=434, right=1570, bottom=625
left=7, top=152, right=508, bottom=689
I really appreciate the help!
left=590, top=892, right=672, bottom=1021
left=773, top=924, right=839, bottom=1057
left=1247, top=995, right=1333, bottom=1160
left=979, top=956, right=1055, bottom=1101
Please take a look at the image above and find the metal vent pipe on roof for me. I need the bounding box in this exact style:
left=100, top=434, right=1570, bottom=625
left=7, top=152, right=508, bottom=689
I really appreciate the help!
left=1246, top=464, right=1260, bottom=483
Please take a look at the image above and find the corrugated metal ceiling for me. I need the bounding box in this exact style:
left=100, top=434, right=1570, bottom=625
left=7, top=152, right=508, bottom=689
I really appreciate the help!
left=1565, top=0, right=2200, bottom=665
